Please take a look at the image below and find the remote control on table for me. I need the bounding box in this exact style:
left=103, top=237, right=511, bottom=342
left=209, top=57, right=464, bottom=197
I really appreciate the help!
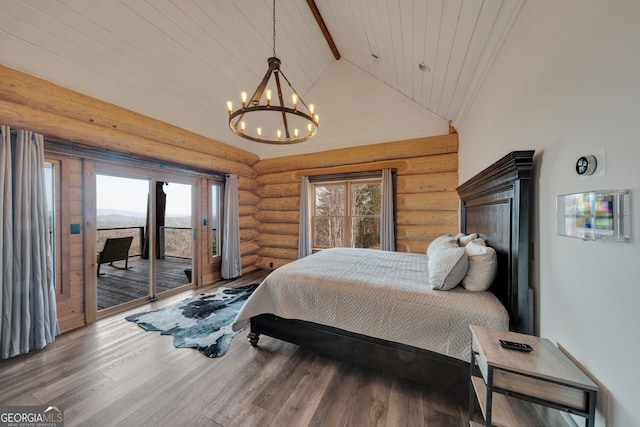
left=498, top=339, right=533, bottom=352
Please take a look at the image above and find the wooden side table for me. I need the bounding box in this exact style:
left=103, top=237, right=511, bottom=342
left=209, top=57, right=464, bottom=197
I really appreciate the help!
left=469, top=325, right=598, bottom=427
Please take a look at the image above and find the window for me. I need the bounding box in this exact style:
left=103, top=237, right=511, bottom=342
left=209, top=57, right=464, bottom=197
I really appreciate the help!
left=210, top=181, right=223, bottom=257
left=44, top=160, right=62, bottom=295
left=312, top=178, right=381, bottom=249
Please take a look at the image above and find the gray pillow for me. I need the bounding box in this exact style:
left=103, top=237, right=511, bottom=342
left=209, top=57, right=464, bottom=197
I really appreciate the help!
left=428, top=246, right=468, bottom=290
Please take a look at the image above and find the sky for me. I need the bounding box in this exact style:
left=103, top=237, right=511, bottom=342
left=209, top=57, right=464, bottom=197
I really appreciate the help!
left=96, top=174, right=192, bottom=216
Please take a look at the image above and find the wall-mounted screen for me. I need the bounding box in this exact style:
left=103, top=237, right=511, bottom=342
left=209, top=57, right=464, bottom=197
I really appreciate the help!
left=557, top=190, right=630, bottom=241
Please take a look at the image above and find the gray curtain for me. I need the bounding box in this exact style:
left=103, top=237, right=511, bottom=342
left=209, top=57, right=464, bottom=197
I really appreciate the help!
left=221, top=174, right=241, bottom=279
left=298, top=176, right=312, bottom=258
left=1, top=126, right=58, bottom=359
left=380, top=169, right=395, bottom=251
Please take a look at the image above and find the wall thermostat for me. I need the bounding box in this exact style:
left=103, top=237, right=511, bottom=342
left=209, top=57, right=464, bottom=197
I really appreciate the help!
left=576, top=155, right=597, bottom=176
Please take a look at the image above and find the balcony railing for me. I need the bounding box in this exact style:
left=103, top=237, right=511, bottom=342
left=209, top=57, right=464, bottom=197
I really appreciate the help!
left=97, top=226, right=193, bottom=259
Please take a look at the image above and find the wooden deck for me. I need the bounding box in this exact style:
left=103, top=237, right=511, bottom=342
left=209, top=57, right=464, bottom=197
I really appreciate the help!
left=97, top=256, right=192, bottom=311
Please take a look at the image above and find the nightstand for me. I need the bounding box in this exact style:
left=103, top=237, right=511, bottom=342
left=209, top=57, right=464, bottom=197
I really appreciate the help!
left=469, top=325, right=598, bottom=427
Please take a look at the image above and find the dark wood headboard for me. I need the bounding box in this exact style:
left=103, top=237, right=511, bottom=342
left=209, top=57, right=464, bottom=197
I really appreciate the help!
left=456, top=151, right=534, bottom=335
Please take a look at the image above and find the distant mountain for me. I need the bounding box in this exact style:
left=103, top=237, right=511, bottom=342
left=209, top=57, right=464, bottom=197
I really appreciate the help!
left=97, top=209, right=146, bottom=218
left=97, top=209, right=193, bottom=228
left=97, top=209, right=193, bottom=218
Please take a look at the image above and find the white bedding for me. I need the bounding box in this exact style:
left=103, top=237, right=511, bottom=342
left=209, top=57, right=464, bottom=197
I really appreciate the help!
left=232, top=248, right=509, bottom=361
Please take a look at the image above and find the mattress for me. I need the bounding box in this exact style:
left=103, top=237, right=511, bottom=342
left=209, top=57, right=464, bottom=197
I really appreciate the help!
left=232, top=248, right=509, bottom=361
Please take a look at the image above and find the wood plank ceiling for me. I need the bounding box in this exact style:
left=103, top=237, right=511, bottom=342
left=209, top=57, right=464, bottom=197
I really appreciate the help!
left=0, top=0, right=525, bottom=159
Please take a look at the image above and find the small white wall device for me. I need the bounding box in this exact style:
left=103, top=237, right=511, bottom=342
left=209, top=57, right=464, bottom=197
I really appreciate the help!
left=576, top=155, right=597, bottom=176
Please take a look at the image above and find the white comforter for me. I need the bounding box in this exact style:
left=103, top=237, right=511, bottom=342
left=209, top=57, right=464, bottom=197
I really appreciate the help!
left=232, top=248, right=509, bottom=361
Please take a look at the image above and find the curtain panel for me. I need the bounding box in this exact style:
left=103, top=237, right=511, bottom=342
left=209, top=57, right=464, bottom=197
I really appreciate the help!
left=1, top=126, right=58, bottom=359
left=298, top=176, right=312, bottom=258
left=221, top=174, right=241, bottom=279
left=380, top=169, right=395, bottom=251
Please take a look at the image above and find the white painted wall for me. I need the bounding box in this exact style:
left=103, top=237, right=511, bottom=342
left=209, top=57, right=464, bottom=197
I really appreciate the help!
left=457, top=1, right=640, bottom=426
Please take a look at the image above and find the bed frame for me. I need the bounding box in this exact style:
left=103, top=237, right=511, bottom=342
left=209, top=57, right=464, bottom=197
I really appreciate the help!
left=248, top=150, right=535, bottom=384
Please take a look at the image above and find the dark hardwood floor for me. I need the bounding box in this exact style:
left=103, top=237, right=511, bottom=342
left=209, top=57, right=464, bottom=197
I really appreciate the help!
left=1, top=270, right=479, bottom=426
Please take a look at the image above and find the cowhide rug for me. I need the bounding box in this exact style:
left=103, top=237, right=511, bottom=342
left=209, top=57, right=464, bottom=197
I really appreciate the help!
left=125, top=283, right=259, bottom=357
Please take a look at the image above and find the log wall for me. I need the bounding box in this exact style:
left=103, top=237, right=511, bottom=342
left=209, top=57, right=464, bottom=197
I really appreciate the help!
left=0, top=65, right=261, bottom=332
left=253, top=133, right=460, bottom=269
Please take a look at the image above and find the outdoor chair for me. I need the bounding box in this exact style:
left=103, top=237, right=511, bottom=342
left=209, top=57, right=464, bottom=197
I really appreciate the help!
left=97, top=236, right=134, bottom=276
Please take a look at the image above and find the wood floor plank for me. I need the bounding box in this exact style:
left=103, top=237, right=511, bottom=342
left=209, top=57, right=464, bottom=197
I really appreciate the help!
left=308, top=362, right=369, bottom=426
left=388, top=378, right=426, bottom=426
left=349, top=368, right=393, bottom=427
left=250, top=346, right=319, bottom=413
left=267, top=355, right=340, bottom=426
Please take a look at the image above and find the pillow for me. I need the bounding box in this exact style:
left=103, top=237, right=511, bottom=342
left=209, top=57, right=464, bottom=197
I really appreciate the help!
left=470, top=238, right=486, bottom=246
left=426, top=234, right=455, bottom=257
left=428, top=246, right=468, bottom=290
left=462, top=240, right=497, bottom=291
left=456, top=233, right=478, bottom=247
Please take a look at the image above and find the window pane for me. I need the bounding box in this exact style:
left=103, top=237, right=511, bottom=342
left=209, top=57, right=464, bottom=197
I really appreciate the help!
left=311, top=178, right=383, bottom=250
left=211, top=184, right=221, bottom=257
left=315, top=184, right=344, bottom=216
left=351, top=183, right=381, bottom=216
left=162, top=182, right=192, bottom=259
left=314, top=217, right=344, bottom=247
left=44, top=162, right=58, bottom=292
left=351, top=217, right=380, bottom=249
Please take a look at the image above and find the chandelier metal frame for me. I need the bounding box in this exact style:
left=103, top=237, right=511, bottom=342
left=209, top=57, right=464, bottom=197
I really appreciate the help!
left=227, top=0, right=318, bottom=144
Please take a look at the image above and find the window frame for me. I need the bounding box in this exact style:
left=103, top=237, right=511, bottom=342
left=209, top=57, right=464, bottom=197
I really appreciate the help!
left=311, top=176, right=382, bottom=250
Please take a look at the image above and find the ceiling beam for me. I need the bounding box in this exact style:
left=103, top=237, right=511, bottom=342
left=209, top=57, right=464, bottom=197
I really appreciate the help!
left=307, top=0, right=340, bottom=60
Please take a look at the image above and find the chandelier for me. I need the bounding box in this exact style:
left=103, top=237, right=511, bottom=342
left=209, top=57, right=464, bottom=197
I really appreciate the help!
left=226, top=0, right=318, bottom=144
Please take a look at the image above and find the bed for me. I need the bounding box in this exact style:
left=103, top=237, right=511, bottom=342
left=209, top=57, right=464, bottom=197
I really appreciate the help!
left=232, top=150, right=534, bottom=383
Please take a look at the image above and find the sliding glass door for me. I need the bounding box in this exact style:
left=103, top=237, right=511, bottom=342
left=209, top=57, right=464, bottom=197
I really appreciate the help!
left=155, top=181, right=193, bottom=295
left=96, top=173, right=194, bottom=311
left=96, top=174, right=151, bottom=310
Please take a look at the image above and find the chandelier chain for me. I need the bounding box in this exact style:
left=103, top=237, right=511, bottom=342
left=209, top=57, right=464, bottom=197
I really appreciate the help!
left=272, top=0, right=276, bottom=58
left=226, top=0, right=318, bottom=144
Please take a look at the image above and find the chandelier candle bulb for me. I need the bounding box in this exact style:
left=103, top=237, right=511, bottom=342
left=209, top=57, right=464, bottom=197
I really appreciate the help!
left=292, top=93, right=298, bottom=110
left=294, top=128, right=299, bottom=139
left=241, top=91, right=247, bottom=108
left=240, top=121, right=246, bottom=134
left=227, top=101, right=233, bottom=115
left=309, top=104, right=315, bottom=115
left=266, top=89, right=272, bottom=106
left=257, top=128, right=262, bottom=138
left=277, top=130, right=281, bottom=141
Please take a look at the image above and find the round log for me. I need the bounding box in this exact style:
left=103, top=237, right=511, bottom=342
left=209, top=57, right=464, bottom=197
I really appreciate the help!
left=396, top=210, right=458, bottom=227
left=396, top=172, right=458, bottom=193
left=396, top=192, right=459, bottom=211
left=258, top=222, right=299, bottom=235
left=255, top=210, right=299, bottom=224
left=257, top=197, right=300, bottom=211
left=396, top=225, right=460, bottom=241
left=254, top=133, right=458, bottom=174
left=257, top=234, right=298, bottom=249
left=256, top=183, right=300, bottom=198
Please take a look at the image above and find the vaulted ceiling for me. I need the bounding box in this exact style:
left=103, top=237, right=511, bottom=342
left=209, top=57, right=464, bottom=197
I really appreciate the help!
left=0, top=0, right=524, bottom=159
